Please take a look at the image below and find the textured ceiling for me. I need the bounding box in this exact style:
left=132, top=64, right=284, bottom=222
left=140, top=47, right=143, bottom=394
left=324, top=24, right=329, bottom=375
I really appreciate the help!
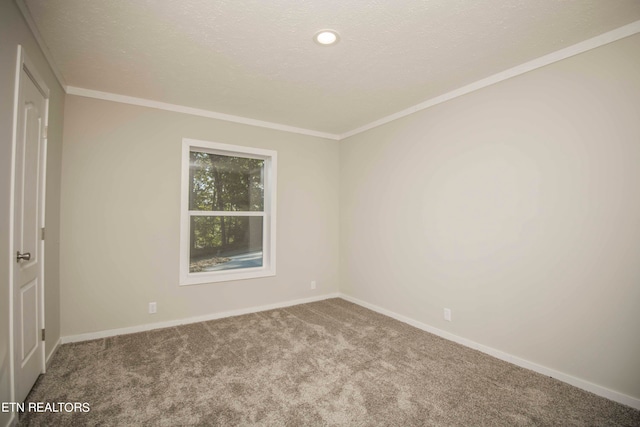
left=22, top=0, right=640, bottom=135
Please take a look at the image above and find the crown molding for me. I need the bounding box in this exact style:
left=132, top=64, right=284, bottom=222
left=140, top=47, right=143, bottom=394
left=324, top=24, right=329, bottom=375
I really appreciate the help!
left=14, top=1, right=639, bottom=142
left=66, top=86, right=340, bottom=140
left=339, top=20, right=640, bottom=140
left=15, top=0, right=67, bottom=91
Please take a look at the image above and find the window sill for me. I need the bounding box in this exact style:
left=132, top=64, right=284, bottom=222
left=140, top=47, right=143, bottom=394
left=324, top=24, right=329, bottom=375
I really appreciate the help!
left=179, top=267, right=276, bottom=286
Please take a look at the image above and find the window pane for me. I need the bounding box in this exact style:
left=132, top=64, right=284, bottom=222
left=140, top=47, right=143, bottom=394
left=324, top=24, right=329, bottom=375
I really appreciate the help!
left=189, top=151, right=264, bottom=211
left=189, top=216, right=263, bottom=273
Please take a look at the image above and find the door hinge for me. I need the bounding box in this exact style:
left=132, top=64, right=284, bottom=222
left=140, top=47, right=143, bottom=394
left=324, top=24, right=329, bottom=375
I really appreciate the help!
left=41, top=329, right=45, bottom=341
left=41, top=227, right=45, bottom=240
left=43, top=125, right=48, bottom=139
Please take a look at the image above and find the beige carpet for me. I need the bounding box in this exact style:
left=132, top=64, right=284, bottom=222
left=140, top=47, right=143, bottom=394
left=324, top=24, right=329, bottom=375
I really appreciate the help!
left=20, top=298, right=640, bottom=426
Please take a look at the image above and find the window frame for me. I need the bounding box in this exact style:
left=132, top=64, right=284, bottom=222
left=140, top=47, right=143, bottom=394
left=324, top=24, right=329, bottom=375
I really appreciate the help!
left=179, top=138, right=277, bottom=285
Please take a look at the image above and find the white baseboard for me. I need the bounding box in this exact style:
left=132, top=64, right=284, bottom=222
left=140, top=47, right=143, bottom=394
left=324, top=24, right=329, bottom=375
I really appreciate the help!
left=45, top=337, right=61, bottom=368
left=61, top=293, right=340, bottom=344
left=56, top=291, right=640, bottom=410
left=339, top=293, right=640, bottom=411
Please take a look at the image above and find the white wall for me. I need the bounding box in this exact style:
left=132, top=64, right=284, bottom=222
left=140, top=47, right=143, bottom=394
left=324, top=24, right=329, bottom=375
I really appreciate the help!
left=0, top=1, right=64, bottom=425
left=60, top=95, right=340, bottom=337
left=340, top=33, right=640, bottom=401
left=7, top=0, right=637, bottom=412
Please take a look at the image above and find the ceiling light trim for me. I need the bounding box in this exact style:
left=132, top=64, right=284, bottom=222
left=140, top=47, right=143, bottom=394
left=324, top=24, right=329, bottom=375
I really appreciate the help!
left=19, top=0, right=638, bottom=143
left=62, top=19, right=640, bottom=143
left=66, top=86, right=340, bottom=141
left=339, top=19, right=640, bottom=140
left=314, top=29, right=340, bottom=46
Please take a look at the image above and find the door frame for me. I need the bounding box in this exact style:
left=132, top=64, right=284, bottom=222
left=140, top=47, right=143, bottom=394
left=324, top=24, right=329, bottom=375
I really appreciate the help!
left=9, top=45, right=49, bottom=405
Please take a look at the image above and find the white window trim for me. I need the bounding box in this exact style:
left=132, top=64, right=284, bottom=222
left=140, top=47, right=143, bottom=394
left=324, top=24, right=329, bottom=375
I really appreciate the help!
left=179, top=138, right=277, bottom=285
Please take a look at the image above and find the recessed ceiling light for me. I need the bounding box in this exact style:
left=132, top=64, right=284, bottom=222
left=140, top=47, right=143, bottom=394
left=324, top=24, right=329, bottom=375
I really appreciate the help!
left=314, top=30, right=340, bottom=46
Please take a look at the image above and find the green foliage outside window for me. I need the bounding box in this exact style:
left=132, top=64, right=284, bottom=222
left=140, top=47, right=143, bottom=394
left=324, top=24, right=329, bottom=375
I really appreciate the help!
left=189, top=151, right=264, bottom=259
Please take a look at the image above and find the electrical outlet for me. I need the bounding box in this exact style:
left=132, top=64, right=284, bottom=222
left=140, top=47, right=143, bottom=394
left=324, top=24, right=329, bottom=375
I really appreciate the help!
left=149, top=302, right=157, bottom=314
left=444, top=308, right=452, bottom=321
left=311, top=281, right=317, bottom=290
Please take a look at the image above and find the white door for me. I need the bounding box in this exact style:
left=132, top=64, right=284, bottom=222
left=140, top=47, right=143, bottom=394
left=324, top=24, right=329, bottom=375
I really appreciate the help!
left=13, top=49, right=48, bottom=403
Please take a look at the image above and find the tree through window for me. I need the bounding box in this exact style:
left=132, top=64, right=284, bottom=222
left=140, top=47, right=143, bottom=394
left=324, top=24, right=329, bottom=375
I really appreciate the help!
left=180, top=139, right=276, bottom=285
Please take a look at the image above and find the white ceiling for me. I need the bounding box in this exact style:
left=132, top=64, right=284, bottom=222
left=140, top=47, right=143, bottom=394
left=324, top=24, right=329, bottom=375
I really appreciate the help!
left=21, top=0, right=640, bottom=136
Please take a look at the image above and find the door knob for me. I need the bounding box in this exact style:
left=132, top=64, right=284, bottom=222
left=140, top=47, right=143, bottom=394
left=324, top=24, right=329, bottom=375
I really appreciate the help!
left=16, top=251, right=31, bottom=262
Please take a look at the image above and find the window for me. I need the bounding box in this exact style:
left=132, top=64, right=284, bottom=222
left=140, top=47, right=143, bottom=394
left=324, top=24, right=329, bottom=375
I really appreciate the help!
left=180, top=139, right=276, bottom=285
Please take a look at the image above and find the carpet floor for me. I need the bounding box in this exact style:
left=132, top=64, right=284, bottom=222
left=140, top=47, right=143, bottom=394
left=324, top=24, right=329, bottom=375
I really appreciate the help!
left=20, top=298, right=640, bottom=426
